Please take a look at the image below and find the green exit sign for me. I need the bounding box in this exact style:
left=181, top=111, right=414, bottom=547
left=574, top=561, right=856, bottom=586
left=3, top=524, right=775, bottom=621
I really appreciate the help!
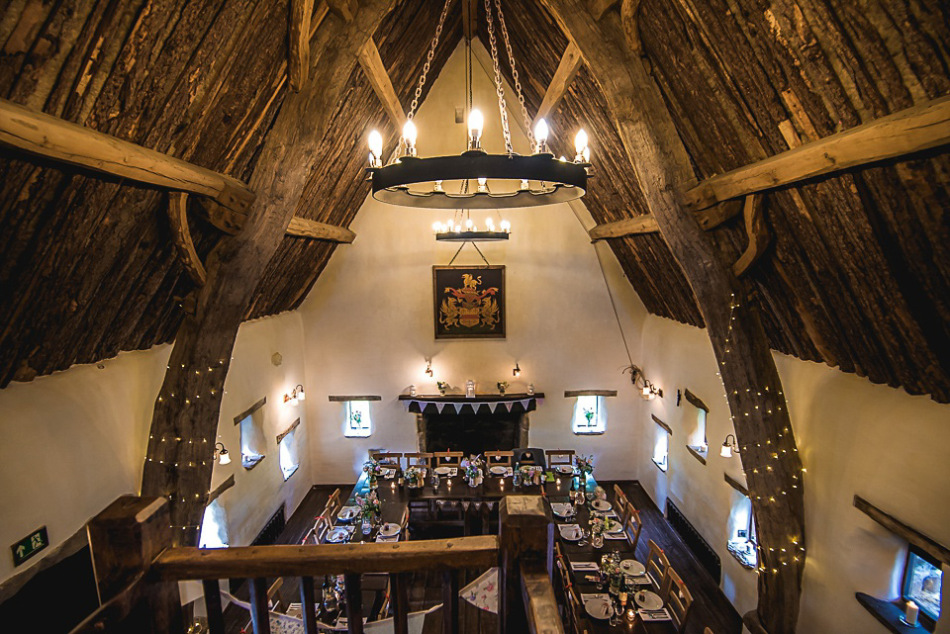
left=11, top=526, right=48, bottom=567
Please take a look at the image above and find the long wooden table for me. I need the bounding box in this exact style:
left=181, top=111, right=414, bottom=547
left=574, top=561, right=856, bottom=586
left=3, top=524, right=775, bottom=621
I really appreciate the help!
left=333, top=467, right=677, bottom=632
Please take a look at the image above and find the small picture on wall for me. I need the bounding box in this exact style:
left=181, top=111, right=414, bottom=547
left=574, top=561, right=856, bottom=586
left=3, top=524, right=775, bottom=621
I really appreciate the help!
left=433, top=265, right=505, bottom=339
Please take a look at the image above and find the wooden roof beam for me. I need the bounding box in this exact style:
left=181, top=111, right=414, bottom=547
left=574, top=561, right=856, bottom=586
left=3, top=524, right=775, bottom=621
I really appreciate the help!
left=462, top=0, right=478, bottom=41
left=534, top=43, right=583, bottom=126
left=289, top=0, right=316, bottom=92
left=732, top=194, right=769, bottom=276
left=358, top=39, right=406, bottom=129
left=588, top=0, right=619, bottom=20
left=167, top=194, right=207, bottom=286
left=683, top=95, right=950, bottom=210
left=588, top=198, right=742, bottom=241
left=286, top=217, right=356, bottom=243
left=0, top=98, right=255, bottom=213
left=326, top=0, right=357, bottom=22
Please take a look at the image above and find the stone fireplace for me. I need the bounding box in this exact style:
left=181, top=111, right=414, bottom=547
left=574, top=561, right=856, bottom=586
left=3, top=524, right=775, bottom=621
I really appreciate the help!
left=399, top=394, right=542, bottom=455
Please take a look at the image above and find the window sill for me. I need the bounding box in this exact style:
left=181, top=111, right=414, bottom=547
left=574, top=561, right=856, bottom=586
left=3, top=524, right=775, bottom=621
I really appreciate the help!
left=727, top=540, right=757, bottom=569
left=856, top=592, right=935, bottom=634
left=573, top=430, right=605, bottom=436
left=242, top=454, right=265, bottom=471
left=652, top=458, right=668, bottom=473
left=345, top=432, right=372, bottom=439
left=281, top=465, right=300, bottom=482
left=686, top=445, right=708, bottom=465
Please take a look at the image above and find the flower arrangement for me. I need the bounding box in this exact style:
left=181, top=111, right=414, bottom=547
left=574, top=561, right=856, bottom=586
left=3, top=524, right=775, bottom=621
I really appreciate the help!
left=576, top=455, right=594, bottom=476
left=355, top=490, right=380, bottom=522
left=519, top=465, right=543, bottom=485
left=589, top=514, right=618, bottom=537
left=584, top=407, right=595, bottom=424
left=461, top=454, right=485, bottom=486
left=594, top=485, right=607, bottom=500
left=497, top=380, right=509, bottom=394
left=364, top=458, right=382, bottom=488
left=437, top=381, right=449, bottom=395
left=350, top=410, right=362, bottom=429
left=405, top=466, right=424, bottom=488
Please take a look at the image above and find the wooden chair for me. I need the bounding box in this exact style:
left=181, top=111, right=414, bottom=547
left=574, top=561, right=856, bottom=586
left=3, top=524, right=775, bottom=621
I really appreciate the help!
left=665, top=568, right=694, bottom=632
left=703, top=628, right=716, bottom=634
left=547, top=449, right=575, bottom=468
left=433, top=451, right=463, bottom=467
left=514, top=447, right=546, bottom=468
left=371, top=452, right=402, bottom=468
left=321, top=487, right=342, bottom=521
left=624, top=503, right=643, bottom=553
left=613, top=484, right=630, bottom=519
left=403, top=451, right=433, bottom=470
left=646, top=539, right=671, bottom=596
left=398, top=506, right=410, bottom=540
left=306, top=516, right=331, bottom=544
left=485, top=450, right=514, bottom=467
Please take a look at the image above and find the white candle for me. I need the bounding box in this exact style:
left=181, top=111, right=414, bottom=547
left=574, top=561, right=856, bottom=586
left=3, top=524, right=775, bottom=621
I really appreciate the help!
left=905, top=600, right=919, bottom=626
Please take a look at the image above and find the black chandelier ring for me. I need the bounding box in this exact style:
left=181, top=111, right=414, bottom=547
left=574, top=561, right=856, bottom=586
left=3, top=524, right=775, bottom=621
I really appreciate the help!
left=368, top=152, right=589, bottom=210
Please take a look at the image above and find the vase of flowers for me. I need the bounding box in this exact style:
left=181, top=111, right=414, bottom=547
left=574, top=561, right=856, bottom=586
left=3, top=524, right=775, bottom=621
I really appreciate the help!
left=576, top=454, right=594, bottom=490
left=497, top=380, right=509, bottom=395
left=461, top=454, right=484, bottom=487
left=437, top=381, right=448, bottom=396
left=356, top=490, right=381, bottom=531
left=363, top=458, right=382, bottom=490
left=589, top=515, right=611, bottom=549
left=405, top=465, right=424, bottom=488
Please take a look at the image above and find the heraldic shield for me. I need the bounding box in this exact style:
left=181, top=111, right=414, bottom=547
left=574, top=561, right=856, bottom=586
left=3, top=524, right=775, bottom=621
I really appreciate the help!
left=433, top=266, right=506, bottom=339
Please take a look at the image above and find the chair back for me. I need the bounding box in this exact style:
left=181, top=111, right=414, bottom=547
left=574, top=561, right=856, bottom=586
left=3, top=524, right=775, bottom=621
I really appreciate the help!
left=514, top=447, right=547, bottom=468
left=371, top=452, right=402, bottom=467
left=613, top=484, right=630, bottom=519
left=665, top=568, right=693, bottom=632
left=646, top=539, right=671, bottom=596
left=322, top=487, right=342, bottom=521
left=403, top=452, right=433, bottom=470
left=433, top=451, right=463, bottom=466
left=485, top=450, right=514, bottom=467
left=307, top=516, right=331, bottom=544
left=399, top=506, right=410, bottom=540
left=625, top=503, right=643, bottom=553
left=546, top=449, right=575, bottom=468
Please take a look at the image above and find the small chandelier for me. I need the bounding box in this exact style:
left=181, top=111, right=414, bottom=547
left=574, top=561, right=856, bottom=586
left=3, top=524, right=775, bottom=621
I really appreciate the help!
left=365, top=0, right=592, bottom=213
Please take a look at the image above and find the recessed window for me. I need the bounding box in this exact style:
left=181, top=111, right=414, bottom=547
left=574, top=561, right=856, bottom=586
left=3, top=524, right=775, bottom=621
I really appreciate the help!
left=684, top=389, right=709, bottom=461
left=903, top=545, right=942, bottom=625
left=199, top=500, right=229, bottom=549
left=344, top=400, right=373, bottom=437
left=653, top=428, right=669, bottom=471
left=727, top=492, right=758, bottom=569
left=237, top=403, right=267, bottom=470
left=572, top=395, right=606, bottom=434
left=278, top=421, right=300, bottom=481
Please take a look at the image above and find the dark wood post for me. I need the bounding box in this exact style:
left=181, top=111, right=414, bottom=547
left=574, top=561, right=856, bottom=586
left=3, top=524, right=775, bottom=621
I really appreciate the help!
left=344, top=573, right=364, bottom=634
left=86, top=495, right=183, bottom=633
left=498, top=496, right=553, bottom=634
left=442, top=569, right=459, bottom=634
left=537, top=1, right=807, bottom=631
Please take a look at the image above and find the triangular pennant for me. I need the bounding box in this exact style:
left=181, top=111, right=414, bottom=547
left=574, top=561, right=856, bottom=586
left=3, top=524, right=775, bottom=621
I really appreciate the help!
left=452, top=402, right=462, bottom=414
left=436, top=402, right=446, bottom=414
left=520, top=399, right=530, bottom=410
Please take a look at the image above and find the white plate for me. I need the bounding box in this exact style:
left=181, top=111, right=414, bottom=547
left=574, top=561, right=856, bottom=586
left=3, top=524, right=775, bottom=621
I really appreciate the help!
left=620, top=559, right=645, bottom=576
left=584, top=597, right=614, bottom=620
left=634, top=590, right=663, bottom=611
left=556, top=465, right=574, bottom=474
left=550, top=503, right=573, bottom=518
left=434, top=466, right=452, bottom=475
left=606, top=522, right=625, bottom=534
left=559, top=525, right=583, bottom=541
left=338, top=506, right=359, bottom=521
left=326, top=527, right=350, bottom=543
left=490, top=465, right=508, bottom=475
left=591, top=499, right=612, bottom=512
left=379, top=523, right=401, bottom=537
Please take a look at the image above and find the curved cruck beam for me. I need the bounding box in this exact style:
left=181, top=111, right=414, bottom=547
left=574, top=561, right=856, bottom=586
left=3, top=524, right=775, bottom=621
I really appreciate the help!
left=167, top=193, right=208, bottom=287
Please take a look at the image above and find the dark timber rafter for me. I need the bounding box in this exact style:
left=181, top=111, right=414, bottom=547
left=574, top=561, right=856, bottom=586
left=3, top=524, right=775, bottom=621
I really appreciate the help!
left=539, top=1, right=805, bottom=631
left=140, top=0, right=396, bottom=548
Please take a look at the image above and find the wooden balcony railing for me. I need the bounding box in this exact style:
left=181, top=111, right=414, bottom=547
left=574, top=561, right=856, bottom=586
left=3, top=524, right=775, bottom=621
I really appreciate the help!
left=69, top=494, right=563, bottom=634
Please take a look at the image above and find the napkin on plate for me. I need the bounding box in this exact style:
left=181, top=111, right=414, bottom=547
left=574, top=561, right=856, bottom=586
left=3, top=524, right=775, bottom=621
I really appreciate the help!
left=605, top=531, right=629, bottom=540
left=550, top=502, right=573, bottom=517
left=581, top=593, right=609, bottom=602
left=638, top=608, right=672, bottom=622
left=571, top=561, right=600, bottom=572
left=376, top=533, right=399, bottom=543
left=626, top=574, right=651, bottom=585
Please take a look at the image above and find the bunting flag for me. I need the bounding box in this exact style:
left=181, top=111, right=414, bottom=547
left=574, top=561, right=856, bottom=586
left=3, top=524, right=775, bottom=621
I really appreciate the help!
left=402, top=396, right=537, bottom=413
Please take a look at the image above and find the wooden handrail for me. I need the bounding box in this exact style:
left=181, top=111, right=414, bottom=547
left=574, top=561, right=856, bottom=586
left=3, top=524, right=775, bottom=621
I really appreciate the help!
left=153, top=536, right=499, bottom=579
left=520, top=563, right=565, bottom=634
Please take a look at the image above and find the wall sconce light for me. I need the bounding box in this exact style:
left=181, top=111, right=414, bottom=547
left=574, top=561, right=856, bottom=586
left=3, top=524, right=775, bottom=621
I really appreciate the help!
left=214, top=442, right=231, bottom=465
left=512, top=363, right=521, bottom=377
left=284, top=384, right=305, bottom=406
left=624, top=364, right=662, bottom=400
left=425, top=360, right=433, bottom=377
left=721, top=434, right=740, bottom=458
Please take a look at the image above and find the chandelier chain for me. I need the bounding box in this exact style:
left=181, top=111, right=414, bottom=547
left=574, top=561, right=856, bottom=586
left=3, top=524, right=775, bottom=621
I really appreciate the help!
left=484, top=0, right=513, bottom=153
left=494, top=0, right=534, bottom=145
left=408, top=0, right=453, bottom=120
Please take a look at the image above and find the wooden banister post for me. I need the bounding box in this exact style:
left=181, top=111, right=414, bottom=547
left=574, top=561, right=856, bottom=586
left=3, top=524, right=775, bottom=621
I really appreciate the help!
left=86, top=495, right=183, bottom=633
left=498, top=496, right=554, bottom=634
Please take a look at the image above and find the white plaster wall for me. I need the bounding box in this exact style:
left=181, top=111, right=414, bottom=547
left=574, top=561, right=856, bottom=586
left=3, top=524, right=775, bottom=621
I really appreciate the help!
left=0, top=311, right=314, bottom=585
left=299, top=42, right=649, bottom=482
left=634, top=314, right=950, bottom=631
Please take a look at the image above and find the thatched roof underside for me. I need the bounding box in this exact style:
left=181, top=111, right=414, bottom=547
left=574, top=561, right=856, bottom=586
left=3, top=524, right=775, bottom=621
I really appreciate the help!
left=1, top=0, right=949, bottom=403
